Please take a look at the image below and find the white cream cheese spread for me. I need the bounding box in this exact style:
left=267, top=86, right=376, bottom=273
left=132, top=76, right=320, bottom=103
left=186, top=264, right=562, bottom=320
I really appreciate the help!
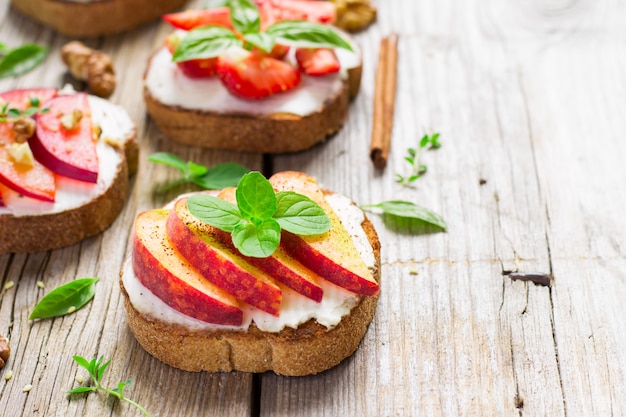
left=122, top=193, right=376, bottom=333
left=0, top=94, right=134, bottom=216
left=144, top=39, right=360, bottom=117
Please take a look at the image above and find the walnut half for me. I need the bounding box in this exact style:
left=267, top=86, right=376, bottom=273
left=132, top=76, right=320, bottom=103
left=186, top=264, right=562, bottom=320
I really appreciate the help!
left=331, top=0, right=377, bottom=32
left=0, top=334, right=10, bottom=369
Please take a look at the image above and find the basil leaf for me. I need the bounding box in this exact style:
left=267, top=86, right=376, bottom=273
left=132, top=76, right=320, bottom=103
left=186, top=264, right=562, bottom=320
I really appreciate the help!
left=243, top=33, right=275, bottom=53
left=173, top=26, right=241, bottom=62
left=148, top=152, right=187, bottom=172
left=0, top=44, right=48, bottom=79
left=235, top=171, right=277, bottom=221
left=187, top=161, right=208, bottom=177
left=228, top=0, right=260, bottom=34
left=274, top=191, right=330, bottom=235
left=265, top=21, right=353, bottom=51
left=361, top=200, right=447, bottom=230
left=29, top=278, right=99, bottom=320
left=187, top=194, right=243, bottom=232
left=232, top=218, right=280, bottom=257
left=192, top=162, right=249, bottom=189
left=0, top=43, right=7, bottom=55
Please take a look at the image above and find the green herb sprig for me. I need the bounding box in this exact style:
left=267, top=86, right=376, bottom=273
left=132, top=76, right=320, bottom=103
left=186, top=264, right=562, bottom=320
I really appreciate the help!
left=187, top=171, right=330, bottom=257
left=396, top=132, right=441, bottom=186
left=0, top=96, right=50, bottom=123
left=173, top=0, right=352, bottom=63
left=148, top=152, right=249, bottom=192
left=29, top=278, right=99, bottom=320
left=361, top=200, right=447, bottom=230
left=68, top=356, right=151, bottom=417
left=0, top=43, right=48, bottom=79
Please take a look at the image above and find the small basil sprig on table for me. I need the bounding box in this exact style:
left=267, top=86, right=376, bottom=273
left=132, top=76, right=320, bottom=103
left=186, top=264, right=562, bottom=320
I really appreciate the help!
left=0, top=43, right=48, bottom=79
left=173, top=0, right=352, bottom=63
left=0, top=96, right=50, bottom=123
left=148, top=152, right=249, bottom=191
left=187, top=171, right=330, bottom=257
left=396, top=132, right=441, bottom=186
left=361, top=200, right=447, bottom=230
left=68, top=355, right=151, bottom=417
left=29, top=278, right=99, bottom=320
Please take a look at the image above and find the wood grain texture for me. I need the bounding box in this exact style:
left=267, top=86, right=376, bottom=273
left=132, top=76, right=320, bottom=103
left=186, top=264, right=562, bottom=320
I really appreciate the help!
left=2, top=0, right=626, bottom=415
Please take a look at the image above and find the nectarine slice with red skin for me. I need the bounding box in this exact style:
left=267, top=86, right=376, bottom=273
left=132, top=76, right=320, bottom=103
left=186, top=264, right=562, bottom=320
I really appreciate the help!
left=270, top=171, right=379, bottom=296
left=217, top=187, right=324, bottom=302
left=0, top=88, right=58, bottom=202
left=168, top=198, right=282, bottom=315
left=31, top=93, right=99, bottom=183
left=133, top=209, right=244, bottom=326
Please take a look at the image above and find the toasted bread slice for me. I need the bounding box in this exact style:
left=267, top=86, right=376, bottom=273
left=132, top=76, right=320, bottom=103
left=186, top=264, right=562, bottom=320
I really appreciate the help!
left=120, top=189, right=380, bottom=376
left=144, top=43, right=362, bottom=153
left=10, top=0, right=188, bottom=37
left=0, top=95, right=137, bottom=254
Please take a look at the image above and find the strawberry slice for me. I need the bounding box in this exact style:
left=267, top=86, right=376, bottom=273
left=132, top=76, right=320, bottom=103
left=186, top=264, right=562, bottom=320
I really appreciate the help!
left=217, top=47, right=301, bottom=100
left=295, top=48, right=340, bottom=76
left=0, top=88, right=58, bottom=202
left=30, top=93, right=98, bottom=183
left=257, top=0, right=335, bottom=28
left=165, top=33, right=218, bottom=78
left=163, top=7, right=233, bottom=30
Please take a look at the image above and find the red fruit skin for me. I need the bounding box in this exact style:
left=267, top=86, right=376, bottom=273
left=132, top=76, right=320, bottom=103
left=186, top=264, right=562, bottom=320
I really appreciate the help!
left=217, top=48, right=301, bottom=100
left=133, top=210, right=244, bottom=326
left=167, top=199, right=283, bottom=315
left=165, top=33, right=218, bottom=78
left=0, top=88, right=58, bottom=202
left=163, top=7, right=233, bottom=30
left=295, top=48, right=341, bottom=76
left=257, top=0, right=335, bottom=28
left=280, top=232, right=379, bottom=296
left=31, top=93, right=99, bottom=183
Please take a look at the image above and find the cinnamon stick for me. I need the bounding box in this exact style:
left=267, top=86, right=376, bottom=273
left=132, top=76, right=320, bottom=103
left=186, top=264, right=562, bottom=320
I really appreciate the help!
left=370, top=33, right=399, bottom=169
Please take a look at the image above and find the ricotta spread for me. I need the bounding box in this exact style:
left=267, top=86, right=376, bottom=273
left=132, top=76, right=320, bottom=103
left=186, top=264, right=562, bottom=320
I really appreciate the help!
left=144, top=40, right=360, bottom=117
left=0, top=95, right=134, bottom=216
left=122, top=193, right=376, bottom=333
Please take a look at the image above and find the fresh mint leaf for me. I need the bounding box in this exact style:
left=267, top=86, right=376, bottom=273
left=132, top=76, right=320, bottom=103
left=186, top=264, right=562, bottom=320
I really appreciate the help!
left=188, top=171, right=331, bottom=258
left=173, top=26, right=241, bottom=62
left=187, top=194, right=243, bottom=232
left=0, top=44, right=48, bottom=79
left=228, top=0, right=260, bottom=34
left=361, top=200, right=447, bottom=230
left=235, top=171, right=277, bottom=221
left=193, top=162, right=250, bottom=189
left=274, top=191, right=330, bottom=235
left=148, top=152, right=187, bottom=171
left=149, top=152, right=249, bottom=191
left=232, top=218, right=281, bottom=257
left=265, top=21, right=353, bottom=51
left=243, top=32, right=275, bottom=53
left=70, top=356, right=151, bottom=417
left=29, top=278, right=99, bottom=320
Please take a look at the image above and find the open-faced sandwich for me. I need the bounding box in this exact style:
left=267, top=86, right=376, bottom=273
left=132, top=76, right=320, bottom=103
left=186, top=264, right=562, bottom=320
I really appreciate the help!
left=144, top=0, right=363, bottom=153
left=120, top=171, right=380, bottom=376
left=0, top=87, right=137, bottom=254
left=10, top=0, right=188, bottom=37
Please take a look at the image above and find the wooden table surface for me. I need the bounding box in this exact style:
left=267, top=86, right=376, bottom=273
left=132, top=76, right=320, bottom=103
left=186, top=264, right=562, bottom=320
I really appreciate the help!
left=2, top=0, right=626, bottom=416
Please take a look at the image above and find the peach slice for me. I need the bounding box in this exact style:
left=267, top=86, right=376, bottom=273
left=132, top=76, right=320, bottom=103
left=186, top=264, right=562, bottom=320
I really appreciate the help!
left=216, top=187, right=324, bottom=302
left=132, top=209, right=243, bottom=326
left=270, top=171, right=379, bottom=296
left=168, top=197, right=282, bottom=315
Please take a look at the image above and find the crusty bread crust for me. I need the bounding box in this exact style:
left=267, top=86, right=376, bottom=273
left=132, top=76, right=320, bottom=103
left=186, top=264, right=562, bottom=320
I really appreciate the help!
left=0, top=133, right=138, bottom=254
left=120, top=200, right=380, bottom=376
left=10, top=0, right=187, bottom=37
